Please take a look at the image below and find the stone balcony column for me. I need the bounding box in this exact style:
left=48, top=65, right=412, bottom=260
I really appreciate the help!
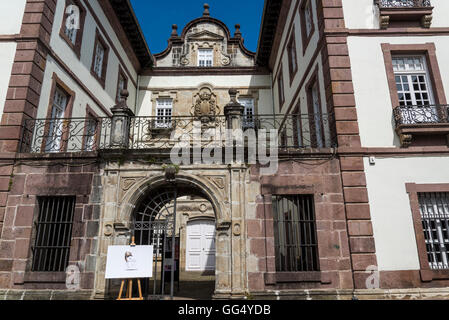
left=224, top=89, right=244, bottom=131
left=110, top=90, right=134, bottom=149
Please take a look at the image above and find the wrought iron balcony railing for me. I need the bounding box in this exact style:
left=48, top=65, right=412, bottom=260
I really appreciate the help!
left=394, top=105, right=449, bottom=126
left=20, top=117, right=112, bottom=154
left=377, top=0, right=432, bottom=8
left=19, top=113, right=337, bottom=154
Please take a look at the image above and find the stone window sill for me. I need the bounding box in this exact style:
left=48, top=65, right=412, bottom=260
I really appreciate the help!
left=23, top=272, right=66, bottom=284
left=396, top=123, right=449, bottom=147
left=264, top=272, right=330, bottom=285
left=420, top=269, right=449, bottom=282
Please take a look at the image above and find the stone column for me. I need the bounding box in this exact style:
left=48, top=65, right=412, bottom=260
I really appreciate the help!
left=223, top=89, right=247, bottom=296
left=224, top=89, right=244, bottom=131
left=109, top=90, right=134, bottom=149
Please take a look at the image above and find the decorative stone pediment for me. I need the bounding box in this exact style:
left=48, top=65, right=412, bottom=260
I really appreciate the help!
left=188, top=30, right=224, bottom=42
left=153, top=4, right=255, bottom=68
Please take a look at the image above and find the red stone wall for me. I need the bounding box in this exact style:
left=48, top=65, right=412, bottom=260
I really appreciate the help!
left=0, top=0, right=58, bottom=290
left=0, top=158, right=101, bottom=290
left=0, top=0, right=57, bottom=244
left=317, top=0, right=378, bottom=289
left=247, top=158, right=353, bottom=292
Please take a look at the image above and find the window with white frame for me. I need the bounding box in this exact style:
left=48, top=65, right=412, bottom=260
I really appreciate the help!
left=198, top=49, right=213, bottom=67
left=45, top=87, right=68, bottom=153
left=64, top=4, right=78, bottom=45
left=238, top=98, right=255, bottom=128
left=304, top=0, right=313, bottom=38
left=93, top=41, right=105, bottom=78
left=155, top=98, right=173, bottom=128
left=418, top=192, right=449, bottom=270
left=393, top=56, right=434, bottom=106
left=393, top=55, right=438, bottom=124
left=172, top=47, right=182, bottom=66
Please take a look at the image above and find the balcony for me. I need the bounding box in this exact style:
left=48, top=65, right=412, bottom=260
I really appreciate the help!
left=394, top=104, right=449, bottom=147
left=376, top=0, right=433, bottom=29
left=19, top=113, right=337, bottom=155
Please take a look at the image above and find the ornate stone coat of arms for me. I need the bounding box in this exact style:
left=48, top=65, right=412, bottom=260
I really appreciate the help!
left=193, top=87, right=219, bottom=124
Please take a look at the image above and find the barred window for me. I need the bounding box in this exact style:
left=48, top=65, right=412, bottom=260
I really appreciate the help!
left=32, top=197, right=76, bottom=272
left=418, top=192, right=449, bottom=270
left=45, top=86, right=69, bottom=153
left=272, top=195, right=319, bottom=272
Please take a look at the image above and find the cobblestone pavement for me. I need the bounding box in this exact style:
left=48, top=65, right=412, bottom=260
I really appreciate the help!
left=170, top=271, right=215, bottom=300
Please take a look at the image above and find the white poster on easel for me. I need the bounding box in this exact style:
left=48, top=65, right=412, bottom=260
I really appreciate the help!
left=105, top=245, right=154, bottom=279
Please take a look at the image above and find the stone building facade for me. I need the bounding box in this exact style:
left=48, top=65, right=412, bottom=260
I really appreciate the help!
left=0, top=0, right=448, bottom=300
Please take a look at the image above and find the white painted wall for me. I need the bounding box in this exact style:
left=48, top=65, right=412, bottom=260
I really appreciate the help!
left=347, top=35, right=449, bottom=147
left=0, top=0, right=26, bottom=35
left=272, top=0, right=322, bottom=115
left=342, top=0, right=449, bottom=29
left=0, top=43, right=17, bottom=118
left=431, top=0, right=449, bottom=28
left=38, top=56, right=109, bottom=119
left=0, top=0, right=26, bottom=120
left=365, top=156, right=449, bottom=271
left=44, top=0, right=139, bottom=118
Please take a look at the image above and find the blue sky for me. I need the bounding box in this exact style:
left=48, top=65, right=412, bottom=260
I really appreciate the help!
left=129, top=0, right=265, bottom=54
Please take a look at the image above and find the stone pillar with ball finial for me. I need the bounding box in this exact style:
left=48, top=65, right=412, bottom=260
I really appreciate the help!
left=171, top=24, right=178, bottom=38
left=224, top=89, right=244, bottom=131
left=110, top=89, right=134, bottom=149
left=234, top=24, right=242, bottom=38
left=203, top=3, right=210, bottom=17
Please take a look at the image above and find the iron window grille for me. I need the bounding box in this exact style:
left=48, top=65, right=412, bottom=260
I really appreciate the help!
left=272, top=195, right=319, bottom=272
left=418, top=192, right=449, bottom=270
left=31, top=196, right=76, bottom=272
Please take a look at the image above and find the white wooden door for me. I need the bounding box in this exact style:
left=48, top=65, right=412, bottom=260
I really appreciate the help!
left=186, top=220, right=216, bottom=271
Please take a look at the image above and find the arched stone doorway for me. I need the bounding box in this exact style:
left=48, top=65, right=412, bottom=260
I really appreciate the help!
left=131, top=183, right=217, bottom=299
left=95, top=171, right=243, bottom=300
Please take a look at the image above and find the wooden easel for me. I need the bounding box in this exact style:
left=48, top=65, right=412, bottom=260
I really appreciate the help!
left=117, top=237, right=143, bottom=301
